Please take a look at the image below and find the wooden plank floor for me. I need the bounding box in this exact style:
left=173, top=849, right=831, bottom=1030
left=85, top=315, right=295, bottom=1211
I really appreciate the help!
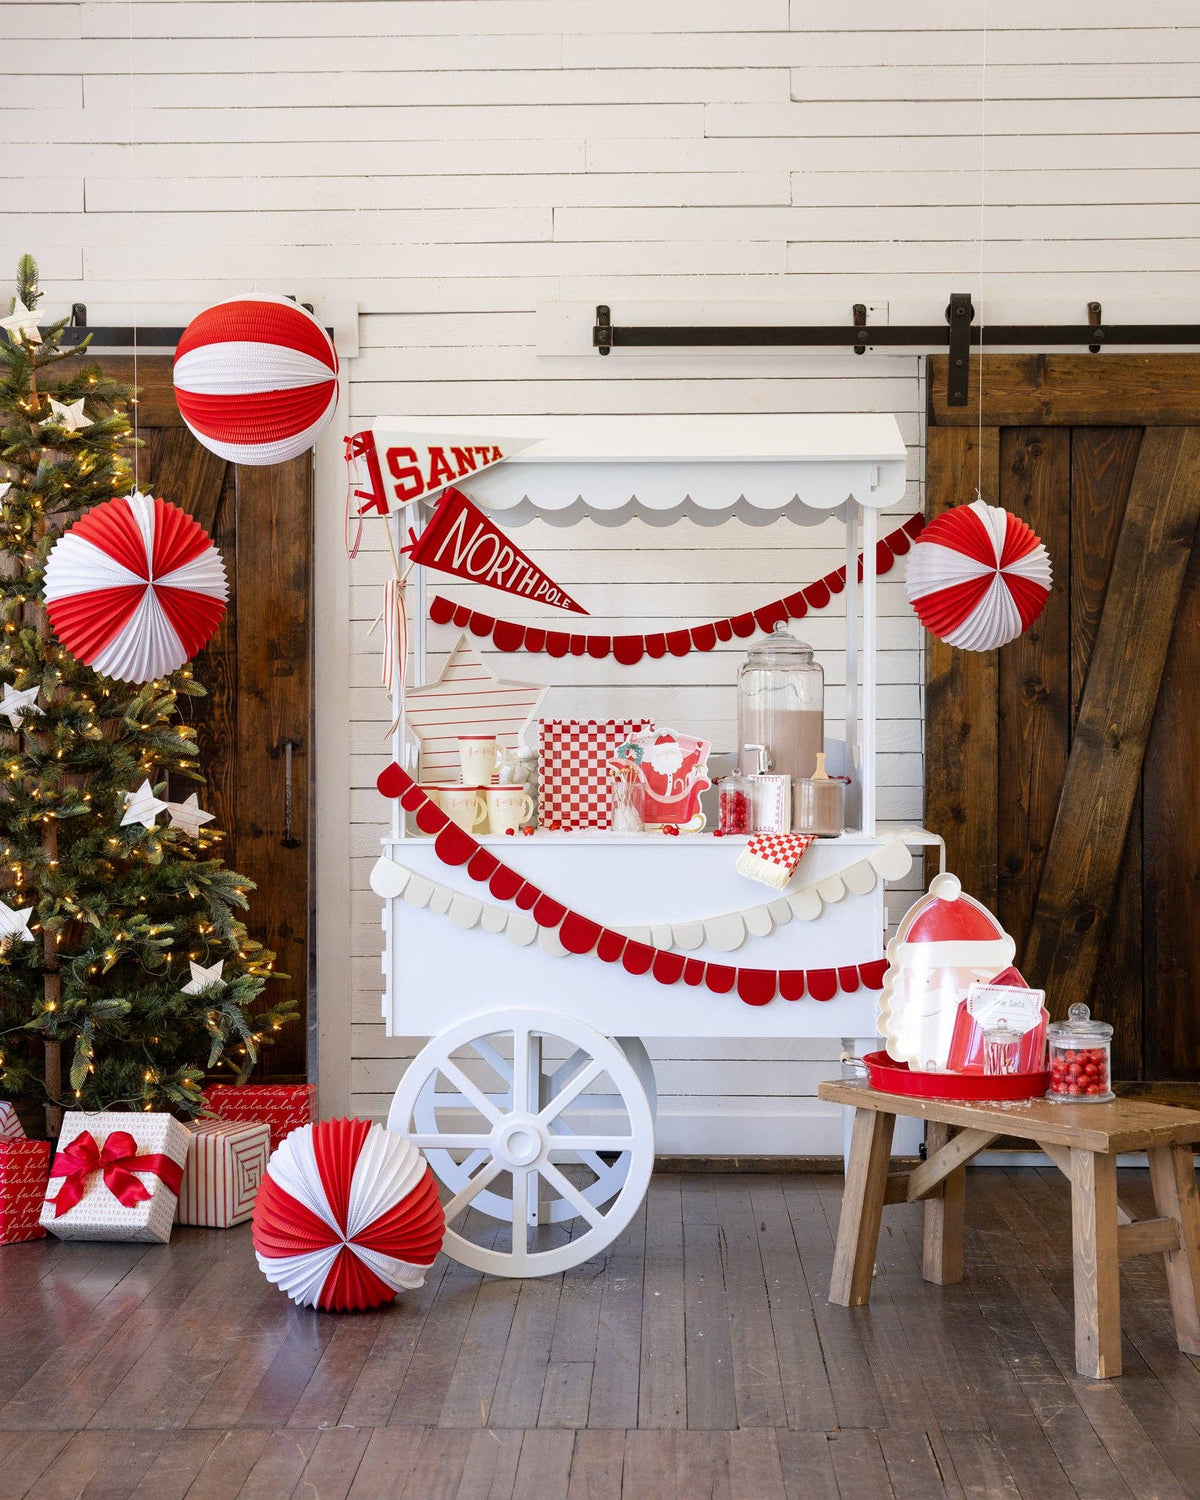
left=2, top=1168, right=1199, bottom=1498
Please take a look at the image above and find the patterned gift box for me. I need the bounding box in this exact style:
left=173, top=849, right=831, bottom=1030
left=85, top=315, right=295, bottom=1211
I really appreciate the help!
left=0, top=1101, right=25, bottom=1141
left=1, top=1139, right=50, bottom=1244
left=202, top=1082, right=316, bottom=1152
left=538, top=719, right=654, bottom=831
left=40, top=1111, right=189, bottom=1244
left=176, top=1118, right=270, bottom=1228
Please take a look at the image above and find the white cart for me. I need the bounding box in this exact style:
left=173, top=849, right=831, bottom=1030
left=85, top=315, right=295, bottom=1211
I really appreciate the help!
left=369, top=415, right=937, bottom=1277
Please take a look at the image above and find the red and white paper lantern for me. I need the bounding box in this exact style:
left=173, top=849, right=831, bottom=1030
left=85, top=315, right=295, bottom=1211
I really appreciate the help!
left=905, top=500, right=1052, bottom=651
left=43, top=491, right=228, bottom=683
left=252, top=1119, right=444, bottom=1312
left=173, top=295, right=339, bottom=465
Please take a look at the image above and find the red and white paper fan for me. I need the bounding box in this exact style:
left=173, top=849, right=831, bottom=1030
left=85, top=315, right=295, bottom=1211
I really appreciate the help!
left=43, top=491, right=228, bottom=683
left=252, top=1119, right=444, bottom=1312
left=173, top=294, right=339, bottom=465
left=905, top=500, right=1052, bottom=651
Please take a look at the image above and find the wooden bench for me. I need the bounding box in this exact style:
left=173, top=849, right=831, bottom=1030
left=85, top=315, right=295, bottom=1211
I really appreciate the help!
left=817, top=1080, right=1200, bottom=1378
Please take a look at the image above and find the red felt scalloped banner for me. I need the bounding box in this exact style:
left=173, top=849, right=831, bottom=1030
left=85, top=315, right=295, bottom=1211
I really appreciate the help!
left=379, top=764, right=888, bottom=1006
left=428, top=514, right=924, bottom=662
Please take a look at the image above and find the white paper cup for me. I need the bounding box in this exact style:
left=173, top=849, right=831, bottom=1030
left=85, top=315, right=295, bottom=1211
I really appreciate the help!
left=439, top=785, right=487, bottom=832
left=485, top=785, right=534, bottom=835
left=458, top=735, right=502, bottom=785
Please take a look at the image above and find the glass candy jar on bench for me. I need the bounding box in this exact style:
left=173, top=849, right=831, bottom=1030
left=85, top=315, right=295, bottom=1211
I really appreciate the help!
left=1047, top=1004, right=1114, bottom=1103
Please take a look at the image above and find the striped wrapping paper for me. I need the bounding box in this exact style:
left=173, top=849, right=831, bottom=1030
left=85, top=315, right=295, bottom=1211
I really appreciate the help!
left=177, top=1119, right=271, bottom=1229
left=0, top=1102, right=25, bottom=1141
left=1, top=1139, right=50, bottom=1244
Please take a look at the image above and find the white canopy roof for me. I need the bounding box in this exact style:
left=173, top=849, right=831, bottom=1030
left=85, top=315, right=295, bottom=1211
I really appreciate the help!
left=370, top=414, right=908, bottom=527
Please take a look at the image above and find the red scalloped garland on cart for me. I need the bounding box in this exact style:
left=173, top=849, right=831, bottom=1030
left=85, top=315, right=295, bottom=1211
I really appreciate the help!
left=376, top=763, right=887, bottom=1006
left=427, top=513, right=924, bottom=661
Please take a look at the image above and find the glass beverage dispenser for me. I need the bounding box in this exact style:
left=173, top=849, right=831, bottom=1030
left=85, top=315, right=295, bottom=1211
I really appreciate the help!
left=736, top=623, right=825, bottom=826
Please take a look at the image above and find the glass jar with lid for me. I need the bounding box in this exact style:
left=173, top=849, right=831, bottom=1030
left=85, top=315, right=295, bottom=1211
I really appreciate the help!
left=736, top=622, right=825, bottom=785
left=1047, top=1003, right=1114, bottom=1103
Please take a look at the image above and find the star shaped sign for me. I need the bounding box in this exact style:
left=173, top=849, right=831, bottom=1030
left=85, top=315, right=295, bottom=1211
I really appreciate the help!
left=0, top=900, right=34, bottom=943
left=181, top=958, right=225, bottom=994
left=42, top=397, right=92, bottom=433
left=164, top=793, right=215, bottom=837
left=120, top=779, right=168, bottom=830
left=0, top=682, right=43, bottom=729
left=0, top=299, right=41, bottom=346
left=402, top=633, right=547, bottom=783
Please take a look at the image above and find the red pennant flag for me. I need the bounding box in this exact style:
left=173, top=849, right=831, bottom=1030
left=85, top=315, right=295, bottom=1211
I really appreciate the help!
left=405, top=486, right=588, bottom=615
left=348, top=427, right=540, bottom=517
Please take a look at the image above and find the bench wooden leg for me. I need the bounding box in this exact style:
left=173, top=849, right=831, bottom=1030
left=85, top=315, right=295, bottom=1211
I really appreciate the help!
left=1070, top=1148, right=1122, bottom=1378
left=830, top=1106, right=895, bottom=1307
left=1148, top=1143, right=1200, bottom=1356
left=923, top=1121, right=966, bottom=1286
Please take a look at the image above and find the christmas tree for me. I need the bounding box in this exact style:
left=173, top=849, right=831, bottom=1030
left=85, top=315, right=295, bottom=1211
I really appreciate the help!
left=0, top=255, right=296, bottom=1130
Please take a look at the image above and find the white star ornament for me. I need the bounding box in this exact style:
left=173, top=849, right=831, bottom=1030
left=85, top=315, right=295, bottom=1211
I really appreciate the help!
left=0, top=682, right=43, bottom=729
left=182, top=959, right=225, bottom=994
left=120, top=779, right=168, bottom=829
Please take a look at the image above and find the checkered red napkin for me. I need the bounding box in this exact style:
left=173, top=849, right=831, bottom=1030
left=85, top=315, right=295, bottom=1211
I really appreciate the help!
left=735, top=833, right=814, bottom=890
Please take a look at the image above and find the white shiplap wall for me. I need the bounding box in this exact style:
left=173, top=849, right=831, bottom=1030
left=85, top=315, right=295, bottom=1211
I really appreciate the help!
left=8, top=0, right=1200, bottom=1152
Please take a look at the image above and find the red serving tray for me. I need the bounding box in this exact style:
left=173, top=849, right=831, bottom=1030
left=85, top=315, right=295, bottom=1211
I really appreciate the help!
left=862, top=1050, right=1050, bottom=1102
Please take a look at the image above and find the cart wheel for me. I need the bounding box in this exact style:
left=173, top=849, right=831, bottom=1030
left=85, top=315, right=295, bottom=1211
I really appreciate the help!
left=408, top=1034, right=656, bottom=1227
left=388, top=1008, right=655, bottom=1277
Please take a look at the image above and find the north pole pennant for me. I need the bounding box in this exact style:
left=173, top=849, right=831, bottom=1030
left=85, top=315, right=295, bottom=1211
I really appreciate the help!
left=405, top=487, right=587, bottom=615
left=345, top=427, right=540, bottom=519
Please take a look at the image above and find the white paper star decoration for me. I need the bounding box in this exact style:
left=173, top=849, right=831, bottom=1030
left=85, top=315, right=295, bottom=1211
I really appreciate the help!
left=0, top=899, right=34, bottom=944
left=120, top=779, right=168, bottom=830
left=403, top=633, right=547, bottom=782
left=0, top=482, right=11, bottom=502
left=0, top=682, right=43, bottom=729
left=0, top=298, right=41, bottom=346
left=164, top=793, right=215, bottom=837
left=42, top=397, right=92, bottom=433
left=182, top=958, right=225, bottom=994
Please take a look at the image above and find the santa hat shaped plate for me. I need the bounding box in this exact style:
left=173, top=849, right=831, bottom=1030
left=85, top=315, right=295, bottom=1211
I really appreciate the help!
left=876, top=873, right=1015, bottom=1073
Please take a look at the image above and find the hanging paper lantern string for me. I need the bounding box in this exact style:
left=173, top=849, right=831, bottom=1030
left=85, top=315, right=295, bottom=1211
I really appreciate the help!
left=253, top=1119, right=444, bottom=1312
left=905, top=500, right=1052, bottom=651
left=376, top=762, right=887, bottom=1007
left=425, top=514, right=923, bottom=660
left=43, top=491, right=228, bottom=683
left=173, top=294, right=339, bottom=466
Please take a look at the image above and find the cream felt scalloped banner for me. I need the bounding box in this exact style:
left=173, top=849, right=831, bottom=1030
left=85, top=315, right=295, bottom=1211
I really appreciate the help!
left=372, top=836, right=911, bottom=955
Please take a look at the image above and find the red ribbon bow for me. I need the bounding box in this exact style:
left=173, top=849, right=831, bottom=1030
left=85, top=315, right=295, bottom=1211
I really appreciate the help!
left=47, top=1129, right=184, bottom=1218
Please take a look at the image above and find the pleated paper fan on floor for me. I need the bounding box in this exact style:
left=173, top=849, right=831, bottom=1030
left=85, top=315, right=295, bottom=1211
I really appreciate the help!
left=42, top=491, right=228, bottom=683
left=173, top=294, right=339, bottom=465
left=905, top=499, right=1052, bottom=651
left=252, top=1118, right=444, bottom=1312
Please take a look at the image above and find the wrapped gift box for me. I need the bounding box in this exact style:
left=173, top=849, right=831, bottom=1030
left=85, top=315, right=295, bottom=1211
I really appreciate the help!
left=177, top=1118, right=270, bottom=1228
left=202, top=1082, right=316, bottom=1152
left=0, top=1101, right=25, bottom=1141
left=40, top=1112, right=188, bottom=1243
left=1, top=1138, right=50, bottom=1244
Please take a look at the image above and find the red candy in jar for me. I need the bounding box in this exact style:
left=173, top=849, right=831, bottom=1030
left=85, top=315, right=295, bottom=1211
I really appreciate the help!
left=1046, top=1003, right=1114, bottom=1103
left=718, top=771, right=753, bottom=836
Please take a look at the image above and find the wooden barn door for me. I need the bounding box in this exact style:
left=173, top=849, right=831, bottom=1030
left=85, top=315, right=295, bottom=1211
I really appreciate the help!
left=925, top=355, right=1200, bottom=1100
left=82, top=358, right=314, bottom=1080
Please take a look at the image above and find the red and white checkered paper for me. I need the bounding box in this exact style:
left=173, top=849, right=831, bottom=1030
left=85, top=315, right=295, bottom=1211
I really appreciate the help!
left=177, top=1118, right=271, bottom=1228
left=538, top=719, right=653, bottom=831
left=1, top=1139, right=49, bottom=1244
left=745, top=834, right=814, bottom=871
left=0, top=1102, right=25, bottom=1141
left=202, top=1083, right=316, bottom=1153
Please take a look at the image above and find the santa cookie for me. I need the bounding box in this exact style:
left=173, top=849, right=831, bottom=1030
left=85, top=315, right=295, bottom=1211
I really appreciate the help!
left=877, top=872, right=1015, bottom=1072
